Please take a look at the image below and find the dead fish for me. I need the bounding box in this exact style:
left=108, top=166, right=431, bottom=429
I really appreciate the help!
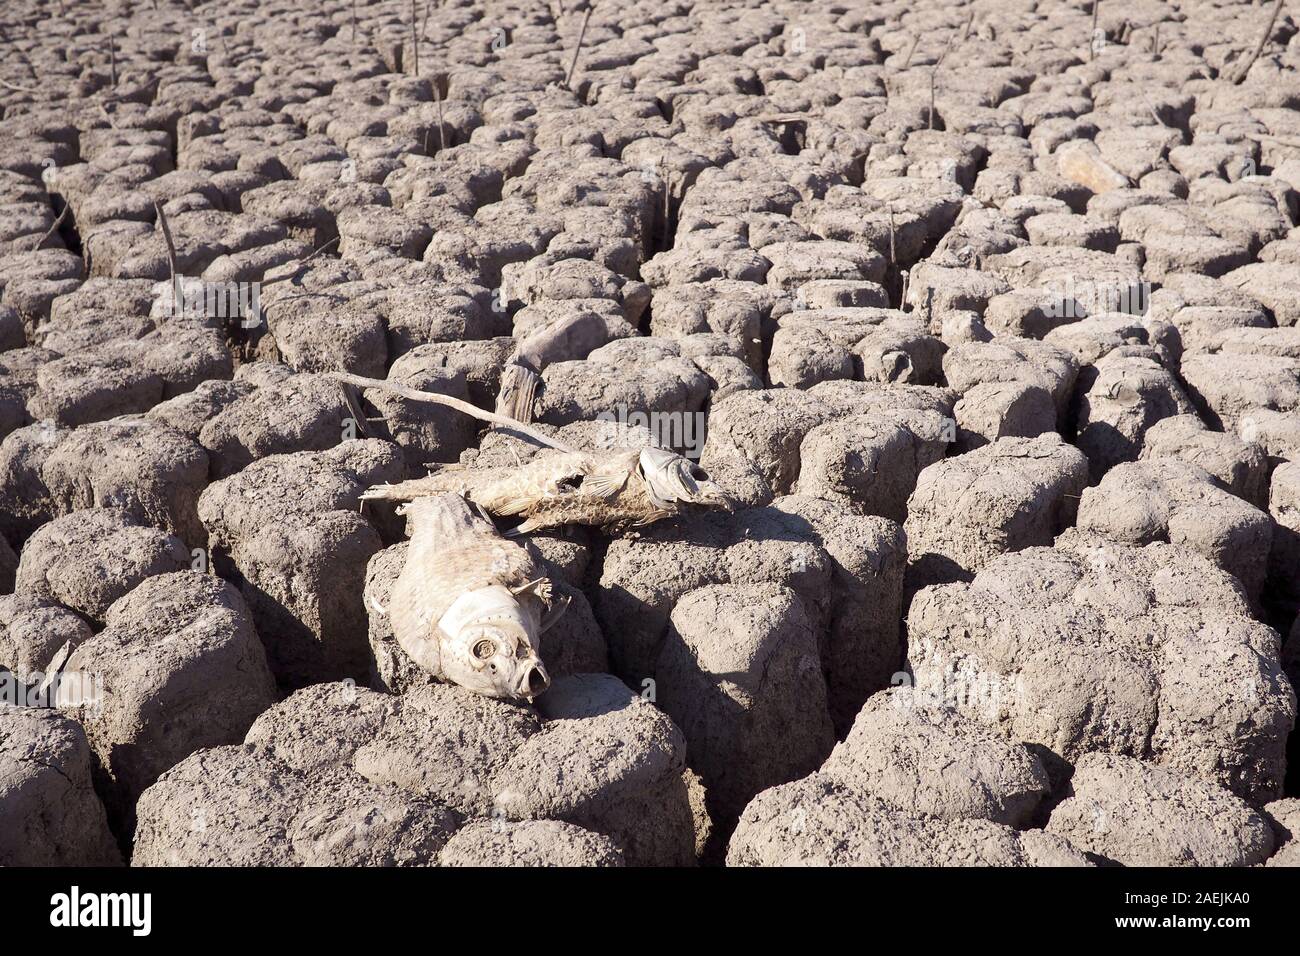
left=362, top=445, right=734, bottom=534
left=377, top=493, right=567, bottom=701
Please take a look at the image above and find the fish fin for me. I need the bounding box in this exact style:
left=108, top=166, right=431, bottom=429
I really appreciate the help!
left=584, top=470, right=631, bottom=499
left=540, top=593, right=571, bottom=633
left=494, top=495, right=538, bottom=517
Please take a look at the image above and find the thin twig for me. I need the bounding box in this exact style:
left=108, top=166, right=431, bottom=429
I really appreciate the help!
left=329, top=372, right=578, bottom=453
left=433, top=81, right=446, bottom=152
left=260, top=236, right=340, bottom=288
left=960, top=11, right=975, bottom=43
left=1234, top=0, right=1284, bottom=84
left=928, top=69, right=937, bottom=129
left=0, top=76, right=37, bottom=93
left=109, top=34, right=117, bottom=87
left=1090, top=0, right=1101, bottom=62
left=410, top=0, right=419, bottom=76
left=563, top=5, right=593, bottom=90
left=24, top=204, right=69, bottom=251
left=902, top=33, right=920, bottom=69
left=153, top=201, right=182, bottom=318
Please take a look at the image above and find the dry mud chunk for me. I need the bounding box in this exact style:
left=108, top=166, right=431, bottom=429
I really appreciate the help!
left=1077, top=460, right=1273, bottom=605
left=952, top=381, right=1056, bottom=452
left=40, top=417, right=210, bottom=546
left=0, top=594, right=91, bottom=679
left=904, top=434, right=1089, bottom=589
left=942, top=338, right=1078, bottom=424
left=534, top=338, right=711, bottom=427
left=1147, top=272, right=1271, bottom=354
left=198, top=441, right=404, bottom=687
left=1046, top=753, right=1275, bottom=867
left=596, top=496, right=905, bottom=734
left=493, top=673, right=697, bottom=867
left=337, top=205, right=431, bottom=259
left=1180, top=353, right=1300, bottom=430
left=365, top=283, right=498, bottom=359
left=907, top=540, right=1294, bottom=802
left=32, top=351, right=164, bottom=427
left=132, top=745, right=457, bottom=867
left=145, top=379, right=255, bottom=439
left=439, top=820, right=625, bottom=867
left=353, top=682, right=541, bottom=817
left=983, top=246, right=1146, bottom=317
left=57, top=572, right=277, bottom=830
left=15, top=508, right=190, bottom=623
left=503, top=257, right=650, bottom=324
left=1269, top=462, right=1300, bottom=609
left=823, top=687, right=1051, bottom=827
left=1140, top=414, right=1269, bottom=509
left=760, top=240, right=886, bottom=290
left=770, top=308, right=943, bottom=389
left=726, top=775, right=1088, bottom=867
left=791, top=394, right=952, bottom=522
left=511, top=298, right=637, bottom=369
left=905, top=263, right=1011, bottom=318
left=199, top=370, right=348, bottom=478
left=243, top=681, right=400, bottom=777
left=265, top=293, right=387, bottom=378
left=703, top=382, right=954, bottom=506
left=656, top=584, right=834, bottom=829
left=640, top=244, right=770, bottom=288
left=0, top=710, right=121, bottom=866
left=649, top=279, right=787, bottom=372
left=984, top=289, right=1085, bottom=339
left=1222, top=262, right=1300, bottom=327
left=1073, top=352, right=1197, bottom=479
left=1043, top=311, right=1180, bottom=369
left=0, top=421, right=65, bottom=544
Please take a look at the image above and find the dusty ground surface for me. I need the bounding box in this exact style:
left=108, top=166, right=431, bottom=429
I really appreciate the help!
left=1, top=0, right=1300, bottom=867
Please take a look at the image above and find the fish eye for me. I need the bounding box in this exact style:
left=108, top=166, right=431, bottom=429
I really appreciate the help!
left=473, top=639, right=496, bottom=660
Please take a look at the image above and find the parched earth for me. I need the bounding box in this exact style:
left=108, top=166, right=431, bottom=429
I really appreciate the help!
left=1, top=0, right=1300, bottom=868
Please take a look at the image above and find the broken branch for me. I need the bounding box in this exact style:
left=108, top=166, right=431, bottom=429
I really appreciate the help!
left=329, top=372, right=579, bottom=454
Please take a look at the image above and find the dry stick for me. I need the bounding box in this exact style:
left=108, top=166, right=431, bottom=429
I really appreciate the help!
left=1247, top=132, right=1300, bottom=148
left=433, top=81, right=446, bottom=152
left=0, top=76, right=38, bottom=93
left=330, top=372, right=578, bottom=454
left=902, top=33, right=920, bottom=69
left=1090, top=0, right=1101, bottom=61
left=1234, top=0, right=1285, bottom=84
left=960, top=11, right=975, bottom=43
left=260, top=236, right=340, bottom=289
left=1152, top=23, right=1160, bottom=56
left=109, top=34, right=117, bottom=87
left=563, top=5, right=593, bottom=91
left=928, top=69, right=936, bottom=129
left=153, top=201, right=182, bottom=319
left=410, top=0, right=420, bottom=77
left=25, top=204, right=69, bottom=251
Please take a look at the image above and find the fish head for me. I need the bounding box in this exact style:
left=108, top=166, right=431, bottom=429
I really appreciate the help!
left=437, top=584, right=551, bottom=701
left=638, top=446, right=735, bottom=512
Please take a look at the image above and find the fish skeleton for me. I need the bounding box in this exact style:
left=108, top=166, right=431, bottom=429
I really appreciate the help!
left=361, top=445, right=734, bottom=534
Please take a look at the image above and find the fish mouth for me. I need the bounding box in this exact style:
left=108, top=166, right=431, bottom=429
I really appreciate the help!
left=517, top=662, right=551, bottom=700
